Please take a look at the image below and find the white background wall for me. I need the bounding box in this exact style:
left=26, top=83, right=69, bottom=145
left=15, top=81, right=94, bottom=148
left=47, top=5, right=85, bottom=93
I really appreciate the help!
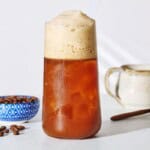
left=0, top=0, right=149, bottom=97
left=99, top=0, right=150, bottom=93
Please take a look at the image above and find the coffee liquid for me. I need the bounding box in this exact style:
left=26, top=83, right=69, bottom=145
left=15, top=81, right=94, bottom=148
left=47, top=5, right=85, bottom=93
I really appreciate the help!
left=43, top=58, right=101, bottom=138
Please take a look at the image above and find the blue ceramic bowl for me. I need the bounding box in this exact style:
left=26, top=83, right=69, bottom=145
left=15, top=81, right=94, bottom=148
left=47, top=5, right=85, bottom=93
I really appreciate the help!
left=0, top=95, right=40, bottom=124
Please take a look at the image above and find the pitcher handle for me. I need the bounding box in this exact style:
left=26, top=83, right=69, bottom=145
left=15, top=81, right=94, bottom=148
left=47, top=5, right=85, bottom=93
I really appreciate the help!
left=104, top=67, right=124, bottom=106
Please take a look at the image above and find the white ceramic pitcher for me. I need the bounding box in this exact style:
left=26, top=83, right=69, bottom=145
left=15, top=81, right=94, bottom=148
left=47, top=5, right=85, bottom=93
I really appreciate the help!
left=105, top=64, right=150, bottom=109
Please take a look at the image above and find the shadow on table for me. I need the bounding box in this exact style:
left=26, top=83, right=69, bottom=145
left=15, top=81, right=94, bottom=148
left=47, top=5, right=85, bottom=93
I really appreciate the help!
left=96, top=113, right=150, bottom=138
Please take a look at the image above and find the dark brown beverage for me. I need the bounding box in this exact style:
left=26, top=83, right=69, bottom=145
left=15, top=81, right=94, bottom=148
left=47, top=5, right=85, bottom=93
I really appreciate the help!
left=43, top=58, right=101, bottom=138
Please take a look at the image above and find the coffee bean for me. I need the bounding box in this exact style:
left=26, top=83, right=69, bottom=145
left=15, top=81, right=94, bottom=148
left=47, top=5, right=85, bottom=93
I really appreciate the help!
left=10, top=125, right=24, bottom=136
left=0, top=126, right=6, bottom=132
left=10, top=126, right=19, bottom=134
left=0, top=96, right=37, bottom=104
left=0, top=132, right=4, bottom=137
left=11, top=126, right=19, bottom=132
left=0, top=98, right=4, bottom=103
left=10, top=124, right=18, bottom=129
left=4, top=100, right=9, bottom=104
left=0, top=124, right=26, bottom=137
left=4, top=129, right=9, bottom=133
left=13, top=130, right=19, bottom=135
left=17, top=125, right=25, bottom=130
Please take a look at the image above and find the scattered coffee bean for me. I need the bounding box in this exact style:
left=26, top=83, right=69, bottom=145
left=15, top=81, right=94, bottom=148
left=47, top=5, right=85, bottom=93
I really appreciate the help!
left=4, top=129, right=9, bottom=133
left=0, top=131, right=4, bottom=137
left=10, top=124, right=18, bottom=128
left=10, top=126, right=19, bottom=133
left=10, top=124, right=25, bottom=131
left=0, top=124, right=26, bottom=137
left=17, top=125, right=25, bottom=130
left=10, top=125, right=18, bottom=130
left=0, top=126, right=6, bottom=132
left=0, top=126, right=9, bottom=136
left=13, top=130, right=20, bottom=135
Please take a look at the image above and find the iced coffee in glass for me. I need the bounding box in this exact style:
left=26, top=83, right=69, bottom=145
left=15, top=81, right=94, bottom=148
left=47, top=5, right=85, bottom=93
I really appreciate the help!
left=42, top=10, right=101, bottom=139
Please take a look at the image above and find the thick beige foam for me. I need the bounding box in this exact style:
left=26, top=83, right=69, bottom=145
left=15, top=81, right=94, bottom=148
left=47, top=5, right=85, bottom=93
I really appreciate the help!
left=45, top=10, right=97, bottom=59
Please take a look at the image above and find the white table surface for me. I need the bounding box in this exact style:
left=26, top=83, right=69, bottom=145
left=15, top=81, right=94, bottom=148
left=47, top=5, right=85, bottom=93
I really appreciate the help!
left=0, top=95, right=150, bottom=150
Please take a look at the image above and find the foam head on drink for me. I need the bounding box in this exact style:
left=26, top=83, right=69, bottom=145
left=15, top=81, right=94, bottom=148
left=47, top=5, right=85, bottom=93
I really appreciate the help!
left=44, top=10, right=97, bottom=60
left=43, top=10, right=101, bottom=139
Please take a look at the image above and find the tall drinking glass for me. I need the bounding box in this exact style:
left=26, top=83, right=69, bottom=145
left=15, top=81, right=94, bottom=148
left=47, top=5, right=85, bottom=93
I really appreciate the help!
left=42, top=10, right=101, bottom=139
